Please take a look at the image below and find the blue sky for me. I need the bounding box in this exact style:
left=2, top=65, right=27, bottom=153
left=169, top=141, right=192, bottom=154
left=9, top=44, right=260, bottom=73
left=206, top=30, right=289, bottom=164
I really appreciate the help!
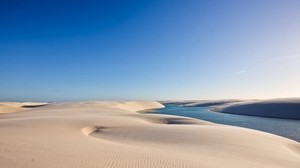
left=1, top=0, right=300, bottom=101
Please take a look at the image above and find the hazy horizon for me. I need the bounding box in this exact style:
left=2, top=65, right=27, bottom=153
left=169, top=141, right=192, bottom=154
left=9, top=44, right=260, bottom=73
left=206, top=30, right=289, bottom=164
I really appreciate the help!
left=1, top=0, right=300, bottom=101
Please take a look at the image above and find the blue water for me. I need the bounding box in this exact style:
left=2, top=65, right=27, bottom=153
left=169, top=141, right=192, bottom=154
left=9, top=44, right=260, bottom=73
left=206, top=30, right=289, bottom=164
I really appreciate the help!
left=149, top=104, right=300, bottom=142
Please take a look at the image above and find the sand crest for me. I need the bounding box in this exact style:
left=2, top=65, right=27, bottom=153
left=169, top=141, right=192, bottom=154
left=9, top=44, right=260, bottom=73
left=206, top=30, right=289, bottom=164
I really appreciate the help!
left=213, top=98, right=300, bottom=119
left=0, top=102, right=49, bottom=113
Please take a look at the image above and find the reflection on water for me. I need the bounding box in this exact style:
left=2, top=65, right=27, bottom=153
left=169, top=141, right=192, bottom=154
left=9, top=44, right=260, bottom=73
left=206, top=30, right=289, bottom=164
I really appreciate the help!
left=149, top=104, right=300, bottom=142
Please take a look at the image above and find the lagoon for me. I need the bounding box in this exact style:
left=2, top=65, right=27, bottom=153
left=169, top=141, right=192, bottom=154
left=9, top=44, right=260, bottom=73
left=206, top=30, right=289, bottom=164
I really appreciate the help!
left=150, top=104, right=300, bottom=142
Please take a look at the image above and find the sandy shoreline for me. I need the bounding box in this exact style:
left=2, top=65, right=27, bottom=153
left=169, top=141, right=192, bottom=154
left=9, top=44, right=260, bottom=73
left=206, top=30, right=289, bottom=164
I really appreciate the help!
left=163, top=98, right=300, bottom=120
left=0, top=101, right=300, bottom=168
left=213, top=98, right=300, bottom=119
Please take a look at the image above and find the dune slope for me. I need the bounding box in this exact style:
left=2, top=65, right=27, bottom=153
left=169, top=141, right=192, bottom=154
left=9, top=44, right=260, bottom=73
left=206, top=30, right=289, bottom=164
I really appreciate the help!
left=0, top=101, right=299, bottom=168
left=0, top=102, right=48, bottom=113
left=214, top=98, right=300, bottom=119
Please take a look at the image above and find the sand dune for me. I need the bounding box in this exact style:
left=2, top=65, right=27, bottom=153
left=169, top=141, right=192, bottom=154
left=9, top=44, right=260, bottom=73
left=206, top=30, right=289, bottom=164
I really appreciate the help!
left=0, top=101, right=299, bottom=168
left=213, top=98, right=300, bottom=119
left=0, top=102, right=49, bottom=113
left=182, top=99, right=242, bottom=107
left=169, top=98, right=300, bottom=120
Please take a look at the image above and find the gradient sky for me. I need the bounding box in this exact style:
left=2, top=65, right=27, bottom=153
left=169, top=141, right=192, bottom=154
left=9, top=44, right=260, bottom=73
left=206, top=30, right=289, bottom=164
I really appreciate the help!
left=1, top=0, right=300, bottom=101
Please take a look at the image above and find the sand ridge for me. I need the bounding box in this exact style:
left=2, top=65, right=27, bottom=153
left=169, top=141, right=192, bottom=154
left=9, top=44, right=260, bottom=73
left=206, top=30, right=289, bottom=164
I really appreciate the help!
left=167, top=98, right=300, bottom=119
left=0, top=101, right=299, bottom=168
left=0, top=102, right=49, bottom=113
left=212, top=98, right=300, bottom=119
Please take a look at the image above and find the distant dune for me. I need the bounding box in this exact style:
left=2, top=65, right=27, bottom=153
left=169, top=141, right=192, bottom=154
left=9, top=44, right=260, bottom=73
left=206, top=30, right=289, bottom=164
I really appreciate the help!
left=0, top=102, right=49, bottom=113
left=182, top=99, right=242, bottom=107
left=213, top=98, right=300, bottom=119
left=0, top=101, right=300, bottom=168
left=160, top=99, right=241, bottom=106
left=168, top=98, right=300, bottom=120
left=159, top=100, right=198, bottom=105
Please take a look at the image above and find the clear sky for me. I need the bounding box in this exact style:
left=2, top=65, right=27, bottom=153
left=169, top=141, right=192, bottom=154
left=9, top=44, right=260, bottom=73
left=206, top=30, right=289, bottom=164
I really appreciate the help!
left=1, top=0, right=300, bottom=101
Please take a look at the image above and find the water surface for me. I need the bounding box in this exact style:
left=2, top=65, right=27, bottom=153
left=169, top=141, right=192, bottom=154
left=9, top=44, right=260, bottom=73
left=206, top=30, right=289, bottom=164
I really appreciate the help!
left=149, top=104, right=300, bottom=142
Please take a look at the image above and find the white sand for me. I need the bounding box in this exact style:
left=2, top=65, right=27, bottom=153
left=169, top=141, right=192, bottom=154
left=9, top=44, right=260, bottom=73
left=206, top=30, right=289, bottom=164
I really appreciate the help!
left=169, top=98, right=300, bottom=119
left=213, top=98, right=300, bottom=119
left=0, top=101, right=299, bottom=168
left=0, top=102, right=48, bottom=113
left=182, top=99, right=242, bottom=107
